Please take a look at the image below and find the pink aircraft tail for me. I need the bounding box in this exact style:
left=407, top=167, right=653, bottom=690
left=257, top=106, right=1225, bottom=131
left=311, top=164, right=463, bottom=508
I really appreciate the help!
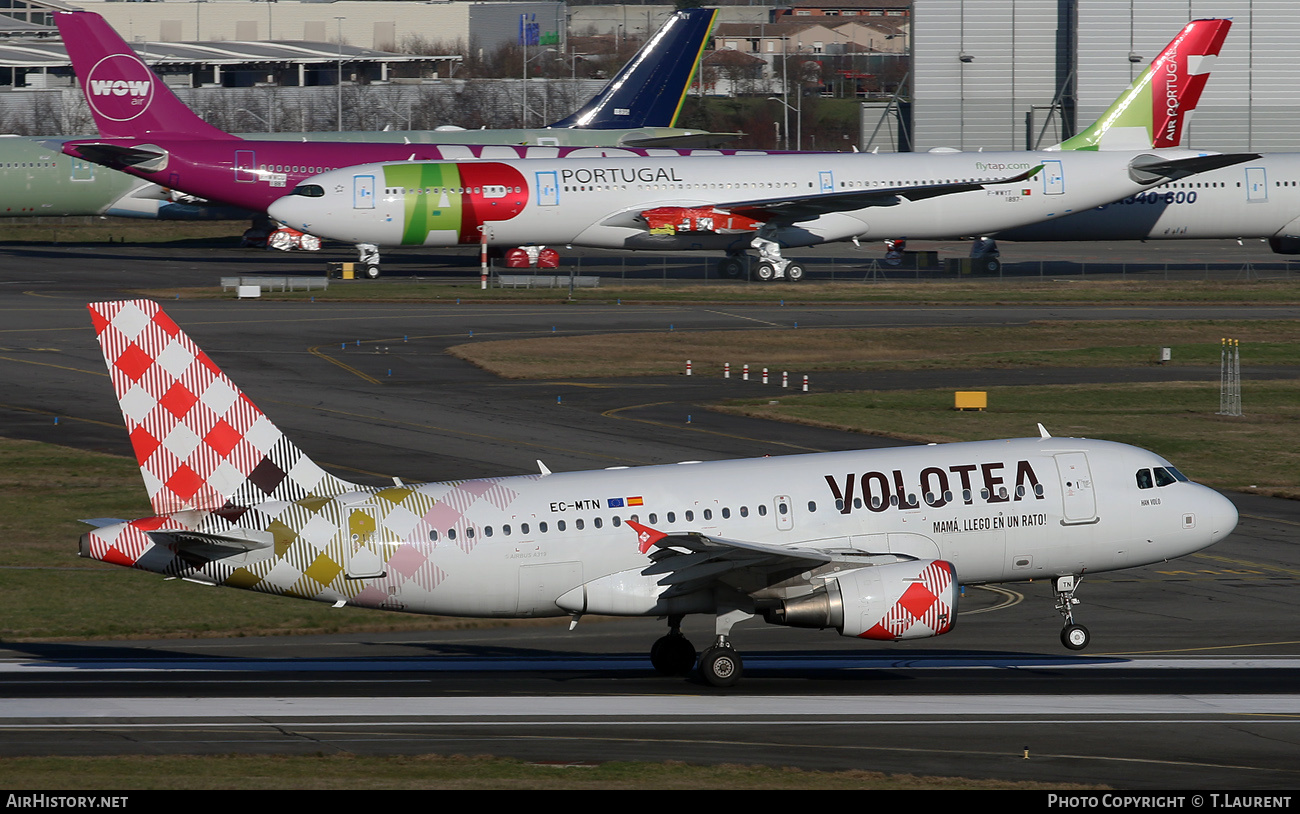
left=55, top=10, right=236, bottom=141
left=89, top=300, right=354, bottom=515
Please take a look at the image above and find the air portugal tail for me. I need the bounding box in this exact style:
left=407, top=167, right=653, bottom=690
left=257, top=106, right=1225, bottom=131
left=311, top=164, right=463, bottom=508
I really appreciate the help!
left=548, top=7, right=718, bottom=129
left=89, top=300, right=354, bottom=516
left=55, top=10, right=235, bottom=140
left=1054, top=18, right=1231, bottom=151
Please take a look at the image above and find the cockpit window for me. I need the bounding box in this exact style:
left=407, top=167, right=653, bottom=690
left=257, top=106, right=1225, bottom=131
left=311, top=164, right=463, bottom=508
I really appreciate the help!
left=1136, top=469, right=1154, bottom=489
left=289, top=184, right=324, bottom=198
left=1153, top=467, right=1178, bottom=487
left=1165, top=466, right=1189, bottom=482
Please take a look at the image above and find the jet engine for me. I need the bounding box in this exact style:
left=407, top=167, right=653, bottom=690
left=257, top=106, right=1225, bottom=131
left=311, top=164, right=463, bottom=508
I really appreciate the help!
left=763, top=559, right=958, bottom=640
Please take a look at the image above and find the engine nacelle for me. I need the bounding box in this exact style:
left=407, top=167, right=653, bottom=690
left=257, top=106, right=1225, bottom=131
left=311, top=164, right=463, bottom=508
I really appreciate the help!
left=764, top=559, right=958, bottom=640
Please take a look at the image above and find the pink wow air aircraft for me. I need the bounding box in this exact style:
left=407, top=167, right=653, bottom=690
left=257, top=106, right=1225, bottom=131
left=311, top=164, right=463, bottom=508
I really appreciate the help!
left=61, top=11, right=1252, bottom=279
left=80, top=299, right=1238, bottom=686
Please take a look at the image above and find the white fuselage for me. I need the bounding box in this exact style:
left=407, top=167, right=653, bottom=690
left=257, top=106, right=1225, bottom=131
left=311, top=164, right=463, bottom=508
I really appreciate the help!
left=86, top=437, right=1237, bottom=619
left=996, top=155, right=1300, bottom=242
left=267, top=149, right=1221, bottom=252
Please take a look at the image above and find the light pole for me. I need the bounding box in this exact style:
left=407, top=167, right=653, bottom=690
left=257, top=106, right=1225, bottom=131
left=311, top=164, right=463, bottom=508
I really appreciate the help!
left=522, top=47, right=556, bottom=127
left=335, top=16, right=345, bottom=131
left=767, top=96, right=797, bottom=150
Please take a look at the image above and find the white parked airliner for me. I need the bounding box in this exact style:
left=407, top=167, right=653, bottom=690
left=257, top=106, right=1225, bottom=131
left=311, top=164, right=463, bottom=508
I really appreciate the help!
left=79, top=300, right=1238, bottom=686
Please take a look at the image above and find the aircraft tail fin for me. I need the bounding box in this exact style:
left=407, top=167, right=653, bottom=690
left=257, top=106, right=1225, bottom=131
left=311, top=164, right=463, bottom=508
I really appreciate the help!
left=54, top=10, right=236, bottom=141
left=88, top=300, right=356, bottom=516
left=548, top=7, right=718, bottom=130
left=1053, top=18, right=1230, bottom=151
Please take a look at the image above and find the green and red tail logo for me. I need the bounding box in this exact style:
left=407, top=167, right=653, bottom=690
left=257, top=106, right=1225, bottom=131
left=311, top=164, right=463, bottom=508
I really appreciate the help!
left=1057, top=18, right=1231, bottom=151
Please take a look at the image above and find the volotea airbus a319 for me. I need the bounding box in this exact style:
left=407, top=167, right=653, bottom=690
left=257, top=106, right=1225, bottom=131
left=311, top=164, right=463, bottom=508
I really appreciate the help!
left=79, top=300, right=1238, bottom=686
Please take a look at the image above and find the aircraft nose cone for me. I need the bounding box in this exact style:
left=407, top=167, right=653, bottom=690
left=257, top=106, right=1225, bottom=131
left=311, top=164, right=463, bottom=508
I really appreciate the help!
left=1207, top=488, right=1239, bottom=543
left=266, top=198, right=298, bottom=228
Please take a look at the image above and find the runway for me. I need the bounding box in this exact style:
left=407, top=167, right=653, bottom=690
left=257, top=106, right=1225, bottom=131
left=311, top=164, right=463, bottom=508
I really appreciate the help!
left=0, top=239, right=1298, bottom=787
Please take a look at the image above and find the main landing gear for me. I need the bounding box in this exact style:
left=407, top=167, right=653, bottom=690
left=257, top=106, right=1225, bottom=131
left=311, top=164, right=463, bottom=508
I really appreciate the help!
left=650, top=615, right=698, bottom=677
left=1054, top=574, right=1091, bottom=651
left=649, top=607, right=753, bottom=688
left=715, top=246, right=805, bottom=282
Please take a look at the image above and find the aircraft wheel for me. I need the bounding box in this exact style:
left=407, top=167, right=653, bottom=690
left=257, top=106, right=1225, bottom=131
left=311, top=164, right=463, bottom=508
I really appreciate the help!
left=718, top=257, right=744, bottom=279
left=650, top=633, right=697, bottom=676
left=981, top=258, right=1001, bottom=275
left=699, top=645, right=743, bottom=688
left=363, top=264, right=381, bottom=280
left=1061, top=623, right=1090, bottom=651
left=785, top=263, right=806, bottom=282
left=753, top=262, right=776, bottom=282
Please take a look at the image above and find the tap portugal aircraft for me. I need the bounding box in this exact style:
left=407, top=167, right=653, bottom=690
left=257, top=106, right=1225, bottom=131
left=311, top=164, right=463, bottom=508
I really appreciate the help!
left=80, top=300, right=1238, bottom=686
left=266, top=18, right=1254, bottom=279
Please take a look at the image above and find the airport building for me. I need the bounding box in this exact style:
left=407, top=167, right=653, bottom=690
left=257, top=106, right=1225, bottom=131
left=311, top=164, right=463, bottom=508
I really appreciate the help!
left=911, top=0, right=1300, bottom=153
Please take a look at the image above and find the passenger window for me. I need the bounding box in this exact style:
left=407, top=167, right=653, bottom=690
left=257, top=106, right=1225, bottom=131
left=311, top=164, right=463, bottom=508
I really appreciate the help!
left=521, top=523, right=529, bottom=534
left=807, top=501, right=816, bottom=512
left=1136, top=469, right=1154, bottom=489
left=649, top=513, right=658, bottom=524
left=594, top=517, right=603, bottom=529
left=685, top=511, right=694, bottom=522
left=428, top=529, right=438, bottom=542
left=484, top=526, right=493, bottom=537
left=539, top=522, right=548, bottom=533
left=758, top=505, right=768, bottom=517
left=703, top=509, right=712, bottom=520
left=503, top=524, right=511, bottom=536
left=740, top=506, right=749, bottom=517
left=721, top=508, right=730, bottom=519
left=557, top=520, right=566, bottom=532
left=667, top=512, right=676, bottom=523
left=448, top=528, right=457, bottom=541
left=575, top=519, right=584, bottom=530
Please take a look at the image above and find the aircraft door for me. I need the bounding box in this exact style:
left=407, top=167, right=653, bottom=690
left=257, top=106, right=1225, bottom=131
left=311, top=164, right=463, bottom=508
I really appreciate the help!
left=1042, top=160, right=1065, bottom=195
left=535, top=171, right=559, bottom=206
left=353, top=174, right=375, bottom=209
left=1246, top=167, right=1268, bottom=202
left=235, top=150, right=257, bottom=183
left=345, top=505, right=387, bottom=579
left=1054, top=453, right=1098, bottom=525
left=70, top=159, right=95, bottom=182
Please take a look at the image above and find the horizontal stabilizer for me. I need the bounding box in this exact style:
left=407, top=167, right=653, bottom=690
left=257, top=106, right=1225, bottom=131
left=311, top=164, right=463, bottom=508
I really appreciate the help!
left=148, top=528, right=274, bottom=554
left=78, top=518, right=127, bottom=528
left=621, top=132, right=743, bottom=149
left=1128, top=152, right=1261, bottom=184
left=66, top=142, right=167, bottom=172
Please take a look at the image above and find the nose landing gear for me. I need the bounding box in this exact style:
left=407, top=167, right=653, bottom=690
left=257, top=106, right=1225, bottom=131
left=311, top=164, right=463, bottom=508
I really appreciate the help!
left=1054, top=575, right=1091, bottom=650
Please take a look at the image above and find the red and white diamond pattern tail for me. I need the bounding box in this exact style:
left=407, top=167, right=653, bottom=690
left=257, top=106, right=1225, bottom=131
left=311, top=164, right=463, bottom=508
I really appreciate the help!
left=860, top=560, right=957, bottom=641
left=89, top=300, right=353, bottom=514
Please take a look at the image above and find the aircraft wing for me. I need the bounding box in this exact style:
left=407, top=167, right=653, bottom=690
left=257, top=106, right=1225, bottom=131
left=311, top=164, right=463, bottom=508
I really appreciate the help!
left=627, top=520, right=903, bottom=599
left=719, top=165, right=1044, bottom=222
